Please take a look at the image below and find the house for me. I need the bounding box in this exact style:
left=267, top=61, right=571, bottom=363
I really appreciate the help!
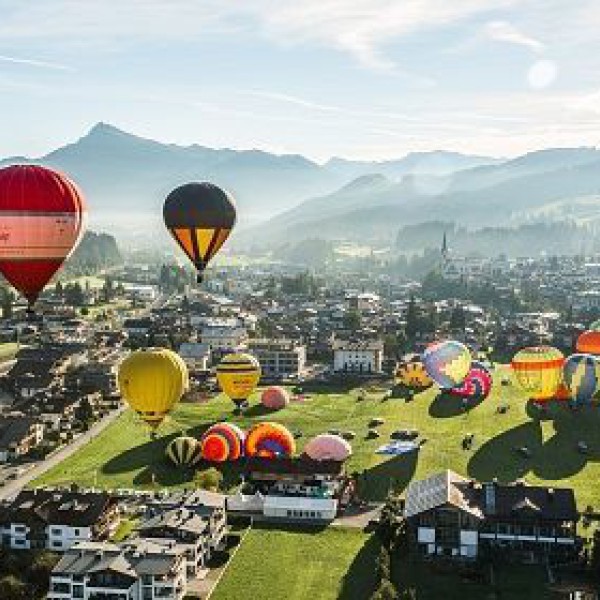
left=404, top=470, right=579, bottom=561
left=248, top=338, right=306, bottom=380
left=227, top=457, right=346, bottom=522
left=0, top=489, right=119, bottom=551
left=333, top=339, right=384, bottom=374
left=0, top=415, right=44, bottom=462
left=200, top=319, right=248, bottom=353
left=48, top=539, right=186, bottom=600
left=178, top=342, right=211, bottom=372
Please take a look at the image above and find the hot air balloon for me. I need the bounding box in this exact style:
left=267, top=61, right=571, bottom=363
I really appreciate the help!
left=395, top=354, right=432, bottom=389
left=216, top=353, right=261, bottom=409
left=163, top=182, right=236, bottom=283
left=166, top=436, right=202, bottom=466
left=576, top=331, right=600, bottom=356
left=200, top=423, right=245, bottom=462
left=117, top=348, right=189, bottom=431
left=261, top=386, right=290, bottom=410
left=0, top=165, right=86, bottom=312
left=245, top=422, right=296, bottom=459
left=511, top=346, right=564, bottom=401
left=449, top=361, right=493, bottom=400
left=304, top=434, right=352, bottom=461
left=563, top=354, right=600, bottom=405
left=422, top=340, right=471, bottom=389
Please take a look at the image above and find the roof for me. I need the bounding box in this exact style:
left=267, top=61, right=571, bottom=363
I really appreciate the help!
left=245, top=456, right=345, bottom=477
left=0, top=416, right=41, bottom=449
left=137, top=507, right=208, bottom=536
left=405, top=470, right=484, bottom=520
left=53, top=540, right=182, bottom=578
left=263, top=495, right=338, bottom=511
left=405, top=470, right=577, bottom=522
left=3, top=489, right=114, bottom=527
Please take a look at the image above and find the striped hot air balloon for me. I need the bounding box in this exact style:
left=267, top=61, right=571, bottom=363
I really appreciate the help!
left=422, top=340, right=471, bottom=390
left=163, top=182, right=236, bottom=283
left=200, top=423, right=245, bottom=462
left=511, top=346, right=564, bottom=401
left=216, top=353, right=261, bottom=409
left=563, top=354, right=600, bottom=405
left=245, top=422, right=296, bottom=459
left=449, top=361, right=493, bottom=400
left=165, top=436, right=202, bottom=466
left=576, top=331, right=600, bottom=356
left=395, top=354, right=433, bottom=389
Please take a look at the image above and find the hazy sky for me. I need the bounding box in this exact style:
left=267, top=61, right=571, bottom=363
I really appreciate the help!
left=1, top=0, right=600, bottom=161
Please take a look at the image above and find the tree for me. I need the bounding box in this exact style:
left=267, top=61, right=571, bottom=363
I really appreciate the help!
left=343, top=309, right=361, bottom=333
left=405, top=295, right=419, bottom=340
left=64, top=283, right=85, bottom=307
left=376, top=545, right=391, bottom=581
left=0, top=287, right=12, bottom=319
left=194, top=467, right=223, bottom=491
left=589, top=528, right=600, bottom=581
left=449, top=305, right=466, bottom=331
left=371, top=580, right=398, bottom=600
left=0, top=575, right=27, bottom=600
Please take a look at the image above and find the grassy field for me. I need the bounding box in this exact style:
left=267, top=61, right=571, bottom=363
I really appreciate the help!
left=31, top=365, right=600, bottom=510
left=0, top=342, right=19, bottom=362
left=211, top=525, right=379, bottom=600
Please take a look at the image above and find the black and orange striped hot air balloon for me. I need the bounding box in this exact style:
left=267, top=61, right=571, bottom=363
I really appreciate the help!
left=163, top=182, right=236, bottom=283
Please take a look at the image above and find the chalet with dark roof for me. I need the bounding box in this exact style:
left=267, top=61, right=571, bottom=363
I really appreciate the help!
left=0, top=415, right=44, bottom=462
left=404, top=470, right=578, bottom=561
left=0, top=489, right=119, bottom=551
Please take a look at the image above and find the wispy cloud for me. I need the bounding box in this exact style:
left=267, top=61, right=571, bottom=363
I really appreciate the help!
left=483, top=20, right=544, bottom=52
left=0, top=54, right=73, bottom=71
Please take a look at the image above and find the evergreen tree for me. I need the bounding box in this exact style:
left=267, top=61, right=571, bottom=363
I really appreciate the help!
left=405, top=295, right=419, bottom=340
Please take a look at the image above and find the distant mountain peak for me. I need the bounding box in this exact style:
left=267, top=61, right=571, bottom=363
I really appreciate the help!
left=338, top=173, right=390, bottom=194
left=86, top=122, right=129, bottom=138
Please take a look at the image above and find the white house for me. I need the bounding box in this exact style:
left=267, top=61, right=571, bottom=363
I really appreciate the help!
left=249, top=339, right=307, bottom=379
left=178, top=342, right=211, bottom=371
left=200, top=319, right=248, bottom=352
left=333, top=340, right=384, bottom=374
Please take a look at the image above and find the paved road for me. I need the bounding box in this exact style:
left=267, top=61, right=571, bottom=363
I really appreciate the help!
left=0, top=406, right=125, bottom=501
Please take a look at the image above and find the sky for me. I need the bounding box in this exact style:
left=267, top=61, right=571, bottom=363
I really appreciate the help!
left=1, top=0, right=600, bottom=161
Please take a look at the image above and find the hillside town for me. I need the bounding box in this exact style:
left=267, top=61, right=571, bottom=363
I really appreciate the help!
left=1, top=238, right=600, bottom=598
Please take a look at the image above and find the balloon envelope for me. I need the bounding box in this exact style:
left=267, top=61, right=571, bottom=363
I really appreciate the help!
left=163, top=182, right=236, bottom=281
left=245, top=422, right=296, bottom=459
left=118, top=348, right=189, bottom=429
left=449, top=361, right=493, bottom=399
left=563, top=353, right=600, bottom=405
left=0, top=165, right=86, bottom=308
left=166, top=436, right=201, bottom=466
left=395, top=354, right=432, bottom=389
left=576, top=331, right=600, bottom=356
left=511, top=346, right=564, bottom=401
left=261, top=386, right=290, bottom=410
left=200, top=422, right=245, bottom=462
left=304, top=434, right=352, bottom=461
left=216, top=353, right=261, bottom=408
left=422, top=340, right=471, bottom=389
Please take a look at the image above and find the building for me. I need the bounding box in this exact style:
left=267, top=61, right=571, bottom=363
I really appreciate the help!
left=333, top=340, right=384, bottom=374
left=178, top=342, right=211, bottom=372
left=404, top=470, right=578, bottom=561
left=249, top=339, right=306, bottom=380
left=227, top=457, right=346, bottom=522
left=200, top=320, right=247, bottom=353
left=0, top=489, right=119, bottom=551
left=48, top=539, right=186, bottom=600
left=0, top=415, right=44, bottom=462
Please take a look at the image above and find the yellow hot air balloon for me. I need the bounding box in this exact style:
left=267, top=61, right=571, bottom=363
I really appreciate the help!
left=216, top=353, right=261, bottom=409
left=118, top=348, right=189, bottom=430
left=511, top=346, right=564, bottom=401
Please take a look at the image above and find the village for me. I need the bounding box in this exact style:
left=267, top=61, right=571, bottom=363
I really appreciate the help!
left=0, top=240, right=599, bottom=599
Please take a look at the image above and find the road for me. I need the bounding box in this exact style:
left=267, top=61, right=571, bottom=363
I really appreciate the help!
left=0, top=406, right=125, bottom=501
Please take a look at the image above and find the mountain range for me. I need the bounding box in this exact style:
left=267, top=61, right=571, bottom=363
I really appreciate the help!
left=2, top=123, right=599, bottom=252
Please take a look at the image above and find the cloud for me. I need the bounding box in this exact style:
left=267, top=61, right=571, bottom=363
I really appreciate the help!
left=483, top=20, right=544, bottom=52
left=0, top=0, right=518, bottom=69
left=0, top=54, right=73, bottom=71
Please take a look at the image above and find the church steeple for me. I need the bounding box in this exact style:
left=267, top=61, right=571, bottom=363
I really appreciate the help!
left=441, top=231, right=448, bottom=259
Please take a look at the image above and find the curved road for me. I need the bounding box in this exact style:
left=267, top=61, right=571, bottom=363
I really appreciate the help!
left=0, top=406, right=125, bottom=501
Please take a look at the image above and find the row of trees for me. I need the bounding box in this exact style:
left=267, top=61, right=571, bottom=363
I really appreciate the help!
left=0, top=549, right=58, bottom=599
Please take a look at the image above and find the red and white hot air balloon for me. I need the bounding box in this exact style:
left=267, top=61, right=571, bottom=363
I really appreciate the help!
left=0, top=165, right=87, bottom=312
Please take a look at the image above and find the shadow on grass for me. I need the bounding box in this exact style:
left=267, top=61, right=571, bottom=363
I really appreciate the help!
left=358, top=451, right=418, bottom=501
left=338, top=533, right=380, bottom=600
left=244, top=404, right=279, bottom=418
left=429, top=392, right=485, bottom=419
left=467, top=421, right=543, bottom=483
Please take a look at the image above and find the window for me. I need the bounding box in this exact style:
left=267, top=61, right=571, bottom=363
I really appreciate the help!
left=73, top=584, right=84, bottom=598
left=51, top=527, right=62, bottom=536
